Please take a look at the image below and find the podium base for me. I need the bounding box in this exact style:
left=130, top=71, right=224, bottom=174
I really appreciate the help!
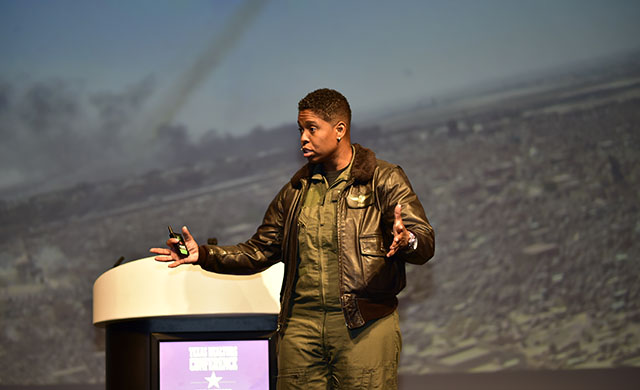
left=105, top=314, right=277, bottom=390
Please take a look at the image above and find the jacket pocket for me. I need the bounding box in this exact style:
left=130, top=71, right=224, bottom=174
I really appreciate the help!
left=359, top=235, right=398, bottom=293
left=359, top=235, right=385, bottom=256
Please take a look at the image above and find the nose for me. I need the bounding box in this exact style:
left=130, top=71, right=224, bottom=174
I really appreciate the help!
left=300, top=129, right=309, bottom=145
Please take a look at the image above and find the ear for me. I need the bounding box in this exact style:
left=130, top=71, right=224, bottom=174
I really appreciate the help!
left=335, top=121, right=347, bottom=138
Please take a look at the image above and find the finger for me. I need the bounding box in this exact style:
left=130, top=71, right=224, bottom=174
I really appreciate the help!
left=394, top=203, right=403, bottom=223
left=393, top=204, right=407, bottom=235
left=150, top=247, right=171, bottom=255
left=154, top=255, right=174, bottom=262
left=387, top=245, right=398, bottom=257
left=387, top=237, right=400, bottom=257
left=182, top=225, right=193, bottom=241
left=168, top=259, right=184, bottom=268
left=166, top=237, right=179, bottom=246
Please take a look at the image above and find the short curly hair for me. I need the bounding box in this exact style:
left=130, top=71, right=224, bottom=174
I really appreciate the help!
left=298, top=88, right=351, bottom=126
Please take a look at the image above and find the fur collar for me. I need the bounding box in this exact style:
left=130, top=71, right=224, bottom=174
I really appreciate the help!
left=290, top=143, right=377, bottom=188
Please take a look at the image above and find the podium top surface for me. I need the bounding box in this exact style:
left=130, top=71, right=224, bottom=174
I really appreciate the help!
left=92, top=257, right=283, bottom=326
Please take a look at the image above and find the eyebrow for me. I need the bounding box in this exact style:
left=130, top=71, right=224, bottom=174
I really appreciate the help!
left=298, top=120, right=319, bottom=127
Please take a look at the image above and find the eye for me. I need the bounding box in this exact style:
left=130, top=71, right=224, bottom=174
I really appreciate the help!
left=309, top=126, right=317, bottom=133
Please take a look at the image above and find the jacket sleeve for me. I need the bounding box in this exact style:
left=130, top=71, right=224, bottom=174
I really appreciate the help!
left=378, top=165, right=435, bottom=265
left=195, top=183, right=290, bottom=275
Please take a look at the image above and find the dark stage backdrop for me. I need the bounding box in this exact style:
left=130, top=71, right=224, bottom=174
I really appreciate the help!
left=1, top=1, right=639, bottom=388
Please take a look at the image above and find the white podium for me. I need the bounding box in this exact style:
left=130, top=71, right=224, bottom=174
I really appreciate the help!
left=93, top=257, right=284, bottom=390
left=93, top=256, right=283, bottom=325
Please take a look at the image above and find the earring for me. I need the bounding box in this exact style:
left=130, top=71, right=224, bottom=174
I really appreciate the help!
left=337, top=137, right=341, bottom=142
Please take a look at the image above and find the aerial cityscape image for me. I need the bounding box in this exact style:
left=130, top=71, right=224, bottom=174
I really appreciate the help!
left=1, top=1, right=639, bottom=389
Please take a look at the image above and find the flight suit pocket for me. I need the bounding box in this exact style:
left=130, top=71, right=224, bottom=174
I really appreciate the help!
left=276, top=368, right=308, bottom=389
left=297, top=206, right=310, bottom=229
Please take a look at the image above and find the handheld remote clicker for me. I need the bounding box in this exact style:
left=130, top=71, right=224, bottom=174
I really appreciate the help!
left=168, top=225, right=190, bottom=258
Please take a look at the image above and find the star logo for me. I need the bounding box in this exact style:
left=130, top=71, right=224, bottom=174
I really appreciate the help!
left=205, top=371, right=223, bottom=389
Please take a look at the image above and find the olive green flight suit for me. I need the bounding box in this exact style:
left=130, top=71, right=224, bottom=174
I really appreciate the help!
left=277, top=161, right=401, bottom=389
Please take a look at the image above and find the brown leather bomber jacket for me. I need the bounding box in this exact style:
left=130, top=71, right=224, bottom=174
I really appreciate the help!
left=196, top=144, right=435, bottom=330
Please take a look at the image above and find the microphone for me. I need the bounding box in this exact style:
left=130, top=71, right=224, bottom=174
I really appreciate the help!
left=113, top=256, right=125, bottom=268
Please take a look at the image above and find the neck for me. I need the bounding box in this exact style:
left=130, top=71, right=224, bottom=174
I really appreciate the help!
left=323, top=143, right=353, bottom=172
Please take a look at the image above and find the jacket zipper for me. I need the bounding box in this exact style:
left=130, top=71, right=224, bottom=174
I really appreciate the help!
left=277, top=181, right=306, bottom=332
left=337, top=178, right=355, bottom=327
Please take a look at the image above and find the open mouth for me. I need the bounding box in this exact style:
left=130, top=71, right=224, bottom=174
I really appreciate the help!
left=302, top=148, right=314, bottom=158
